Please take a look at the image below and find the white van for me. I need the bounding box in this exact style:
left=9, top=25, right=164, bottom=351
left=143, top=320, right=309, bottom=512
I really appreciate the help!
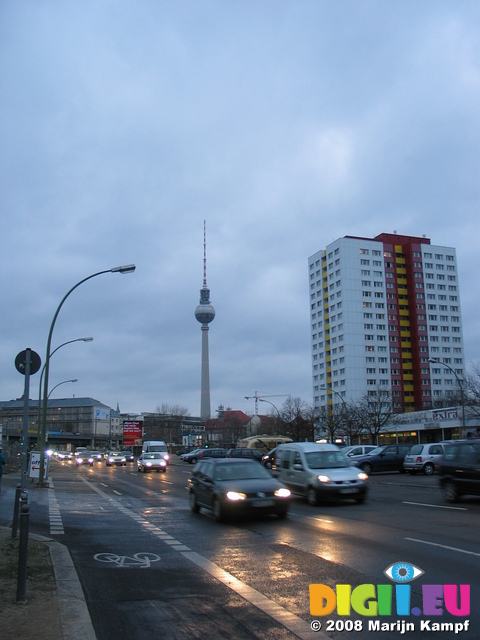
left=274, top=442, right=368, bottom=505
left=141, top=440, right=169, bottom=464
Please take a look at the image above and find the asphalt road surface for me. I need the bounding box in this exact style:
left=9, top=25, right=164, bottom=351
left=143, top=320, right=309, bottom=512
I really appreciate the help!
left=5, top=456, right=480, bottom=640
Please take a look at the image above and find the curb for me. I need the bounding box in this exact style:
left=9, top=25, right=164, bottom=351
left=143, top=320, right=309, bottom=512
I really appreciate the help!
left=30, top=531, right=97, bottom=640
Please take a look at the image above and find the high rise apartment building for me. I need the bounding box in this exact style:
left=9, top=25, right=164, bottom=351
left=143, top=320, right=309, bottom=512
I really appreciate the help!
left=308, top=233, right=465, bottom=416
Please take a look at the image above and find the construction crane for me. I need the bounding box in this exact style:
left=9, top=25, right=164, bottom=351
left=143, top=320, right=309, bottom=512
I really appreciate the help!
left=244, top=391, right=288, bottom=415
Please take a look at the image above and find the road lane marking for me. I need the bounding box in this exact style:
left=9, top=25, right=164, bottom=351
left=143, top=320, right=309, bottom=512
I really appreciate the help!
left=182, top=551, right=324, bottom=640
left=406, top=537, right=480, bottom=557
left=113, top=490, right=122, bottom=495
left=402, top=501, right=467, bottom=510
left=48, top=478, right=64, bottom=535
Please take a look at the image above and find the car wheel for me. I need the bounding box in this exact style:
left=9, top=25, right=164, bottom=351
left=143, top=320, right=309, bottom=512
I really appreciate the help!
left=276, top=509, right=288, bottom=519
left=355, top=495, right=366, bottom=504
left=307, top=486, right=319, bottom=506
left=213, top=498, right=224, bottom=522
left=142, top=467, right=147, bottom=473
left=442, top=481, right=459, bottom=503
left=361, top=462, right=372, bottom=475
left=190, top=457, right=197, bottom=464
left=162, top=469, right=166, bottom=473
left=190, top=491, right=200, bottom=513
left=423, top=463, right=434, bottom=476
left=137, top=467, right=141, bottom=472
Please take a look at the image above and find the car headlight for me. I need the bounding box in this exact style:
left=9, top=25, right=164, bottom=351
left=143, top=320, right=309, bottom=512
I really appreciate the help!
left=164, top=454, right=170, bottom=461
left=108, top=457, right=114, bottom=463
left=357, top=472, right=368, bottom=481
left=146, top=462, right=152, bottom=467
left=274, top=488, right=291, bottom=498
left=317, top=474, right=331, bottom=483
left=76, top=458, right=83, bottom=464
left=226, top=491, right=246, bottom=501
left=160, top=460, right=166, bottom=467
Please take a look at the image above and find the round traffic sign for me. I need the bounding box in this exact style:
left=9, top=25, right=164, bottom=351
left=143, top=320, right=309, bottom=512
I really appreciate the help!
left=15, top=349, right=42, bottom=375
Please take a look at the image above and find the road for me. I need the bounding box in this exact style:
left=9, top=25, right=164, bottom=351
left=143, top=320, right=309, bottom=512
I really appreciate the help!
left=9, top=457, right=480, bottom=639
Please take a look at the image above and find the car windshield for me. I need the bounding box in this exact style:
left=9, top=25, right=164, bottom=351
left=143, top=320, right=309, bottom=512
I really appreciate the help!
left=144, top=453, right=162, bottom=459
left=305, top=451, right=349, bottom=469
left=214, top=462, right=272, bottom=481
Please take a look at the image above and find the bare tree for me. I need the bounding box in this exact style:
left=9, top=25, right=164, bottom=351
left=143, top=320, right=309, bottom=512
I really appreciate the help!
left=351, top=389, right=395, bottom=444
left=280, top=396, right=314, bottom=441
left=155, top=403, right=190, bottom=417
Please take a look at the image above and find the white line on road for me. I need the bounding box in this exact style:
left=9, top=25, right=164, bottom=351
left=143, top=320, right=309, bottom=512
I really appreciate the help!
left=405, top=537, right=480, bottom=557
left=402, top=501, right=467, bottom=510
left=182, top=551, right=324, bottom=640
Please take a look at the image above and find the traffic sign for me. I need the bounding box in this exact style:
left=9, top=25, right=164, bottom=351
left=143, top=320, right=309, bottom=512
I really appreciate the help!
left=15, top=349, right=41, bottom=375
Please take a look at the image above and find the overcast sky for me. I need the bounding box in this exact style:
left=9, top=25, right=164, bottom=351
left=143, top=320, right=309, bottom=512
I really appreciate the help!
left=1, top=1, right=479, bottom=418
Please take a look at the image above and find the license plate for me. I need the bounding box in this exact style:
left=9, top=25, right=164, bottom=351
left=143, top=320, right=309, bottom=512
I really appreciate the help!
left=340, top=488, right=359, bottom=494
left=252, top=499, right=274, bottom=507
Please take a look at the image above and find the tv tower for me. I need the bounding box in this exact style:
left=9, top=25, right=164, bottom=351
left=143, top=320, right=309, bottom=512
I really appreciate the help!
left=195, top=221, right=215, bottom=420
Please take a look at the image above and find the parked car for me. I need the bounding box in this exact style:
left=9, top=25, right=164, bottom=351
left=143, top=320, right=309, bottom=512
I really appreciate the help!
left=196, top=448, right=228, bottom=460
left=274, top=442, right=368, bottom=505
left=182, top=449, right=206, bottom=464
left=137, top=452, right=167, bottom=473
left=225, top=448, right=264, bottom=462
left=106, top=452, right=127, bottom=467
left=352, top=444, right=411, bottom=475
left=438, top=439, right=480, bottom=502
left=188, top=458, right=291, bottom=521
left=342, top=445, right=377, bottom=460
left=403, top=443, right=446, bottom=475
left=261, top=448, right=277, bottom=469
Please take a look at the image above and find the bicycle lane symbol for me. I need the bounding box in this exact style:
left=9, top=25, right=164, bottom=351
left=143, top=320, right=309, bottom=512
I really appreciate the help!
left=94, top=552, right=161, bottom=568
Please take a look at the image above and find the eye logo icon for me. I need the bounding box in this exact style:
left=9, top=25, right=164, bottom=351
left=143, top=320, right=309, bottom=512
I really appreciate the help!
left=384, top=562, right=424, bottom=583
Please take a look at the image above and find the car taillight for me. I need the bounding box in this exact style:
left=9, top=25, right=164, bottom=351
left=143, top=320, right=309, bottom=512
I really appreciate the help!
left=416, top=456, right=422, bottom=463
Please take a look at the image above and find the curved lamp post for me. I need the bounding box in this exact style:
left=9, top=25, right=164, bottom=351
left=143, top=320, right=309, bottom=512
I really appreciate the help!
left=37, top=264, right=135, bottom=484
left=428, top=358, right=466, bottom=435
left=47, top=378, right=78, bottom=400
left=320, top=385, right=347, bottom=443
left=37, top=337, right=93, bottom=436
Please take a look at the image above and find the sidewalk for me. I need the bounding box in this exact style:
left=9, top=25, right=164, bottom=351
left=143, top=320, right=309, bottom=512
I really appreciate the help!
left=0, top=474, right=96, bottom=640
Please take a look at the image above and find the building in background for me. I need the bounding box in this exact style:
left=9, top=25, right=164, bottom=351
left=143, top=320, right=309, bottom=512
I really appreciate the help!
left=308, top=233, right=465, bottom=419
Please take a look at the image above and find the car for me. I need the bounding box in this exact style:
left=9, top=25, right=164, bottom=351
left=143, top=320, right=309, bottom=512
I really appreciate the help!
left=88, top=450, right=103, bottom=464
left=274, top=442, right=368, bottom=505
left=261, top=447, right=277, bottom=469
left=342, top=445, right=377, bottom=460
left=120, top=450, right=135, bottom=463
left=188, top=458, right=291, bottom=522
left=225, top=448, right=264, bottom=462
left=75, top=452, right=89, bottom=466
left=182, top=449, right=206, bottom=464
left=352, top=444, right=412, bottom=475
left=137, top=452, right=167, bottom=473
left=403, top=442, right=446, bottom=475
left=106, top=452, right=127, bottom=467
left=196, top=448, right=228, bottom=460
left=438, top=439, right=480, bottom=502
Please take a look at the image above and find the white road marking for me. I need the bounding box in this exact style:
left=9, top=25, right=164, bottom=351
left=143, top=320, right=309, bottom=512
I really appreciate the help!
left=405, top=537, right=480, bottom=557
left=402, top=501, right=467, bottom=510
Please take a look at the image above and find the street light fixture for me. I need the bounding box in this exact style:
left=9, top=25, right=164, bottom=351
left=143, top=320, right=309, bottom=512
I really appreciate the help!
left=47, top=378, right=78, bottom=400
left=319, top=385, right=347, bottom=443
left=37, top=265, right=136, bottom=484
left=37, top=337, right=93, bottom=436
left=428, top=358, right=466, bottom=435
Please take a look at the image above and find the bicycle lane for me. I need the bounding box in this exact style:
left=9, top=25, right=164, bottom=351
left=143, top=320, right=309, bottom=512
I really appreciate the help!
left=58, top=476, right=321, bottom=640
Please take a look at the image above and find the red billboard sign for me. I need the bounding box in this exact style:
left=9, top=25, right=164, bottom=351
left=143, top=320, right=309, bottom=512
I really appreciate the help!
left=123, top=420, right=143, bottom=446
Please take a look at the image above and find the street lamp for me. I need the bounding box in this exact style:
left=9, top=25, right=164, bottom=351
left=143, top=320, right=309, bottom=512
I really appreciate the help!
left=37, top=264, right=136, bottom=484
left=37, top=337, right=93, bottom=436
left=428, top=358, right=466, bottom=435
left=47, top=378, right=78, bottom=399
left=320, top=385, right=347, bottom=443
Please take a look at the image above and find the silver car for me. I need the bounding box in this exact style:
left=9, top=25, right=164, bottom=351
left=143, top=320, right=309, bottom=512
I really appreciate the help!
left=137, top=452, right=167, bottom=473
left=343, top=445, right=377, bottom=460
left=403, top=443, right=446, bottom=475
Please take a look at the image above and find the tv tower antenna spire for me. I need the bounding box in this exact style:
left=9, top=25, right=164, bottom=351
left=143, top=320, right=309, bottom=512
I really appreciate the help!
left=195, top=220, right=216, bottom=420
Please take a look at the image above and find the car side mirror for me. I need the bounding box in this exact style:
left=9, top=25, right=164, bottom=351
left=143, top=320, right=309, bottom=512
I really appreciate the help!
left=293, top=463, right=304, bottom=471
